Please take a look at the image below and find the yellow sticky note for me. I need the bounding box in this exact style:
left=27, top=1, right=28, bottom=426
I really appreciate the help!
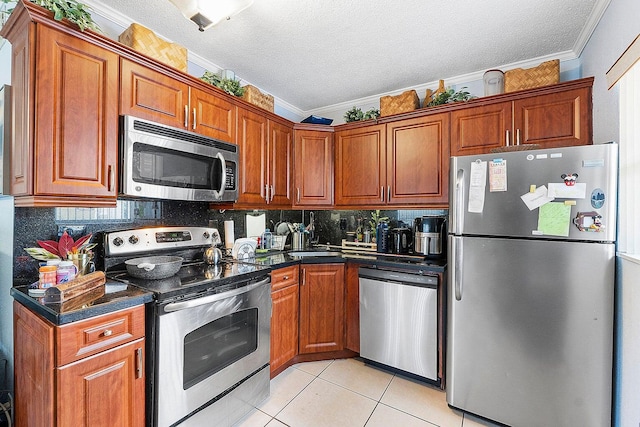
left=564, top=200, right=576, bottom=206
left=530, top=185, right=537, bottom=193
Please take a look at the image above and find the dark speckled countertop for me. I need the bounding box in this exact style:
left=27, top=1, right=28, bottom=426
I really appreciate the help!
left=11, top=282, right=154, bottom=325
left=248, top=249, right=447, bottom=274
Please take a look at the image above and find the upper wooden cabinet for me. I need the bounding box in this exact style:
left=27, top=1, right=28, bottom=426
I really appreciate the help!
left=293, top=127, right=334, bottom=207
left=335, top=115, right=449, bottom=208
left=451, top=79, right=592, bottom=156
left=120, top=59, right=236, bottom=142
left=235, top=107, right=292, bottom=208
left=1, top=6, right=119, bottom=206
left=335, top=124, right=386, bottom=206
left=386, top=113, right=449, bottom=206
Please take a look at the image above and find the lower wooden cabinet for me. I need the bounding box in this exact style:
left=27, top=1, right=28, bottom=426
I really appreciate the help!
left=13, top=302, right=146, bottom=427
left=299, top=264, right=345, bottom=354
left=270, top=265, right=300, bottom=376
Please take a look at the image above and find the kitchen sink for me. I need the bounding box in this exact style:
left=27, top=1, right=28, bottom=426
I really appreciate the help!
left=287, top=251, right=342, bottom=257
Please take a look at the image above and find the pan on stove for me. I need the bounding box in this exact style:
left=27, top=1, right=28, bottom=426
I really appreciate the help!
left=125, top=255, right=183, bottom=280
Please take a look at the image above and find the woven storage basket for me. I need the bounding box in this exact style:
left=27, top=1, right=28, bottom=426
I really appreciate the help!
left=119, top=23, right=188, bottom=72
left=380, top=90, right=420, bottom=117
left=241, top=85, right=274, bottom=112
left=504, top=59, right=559, bottom=92
left=490, top=144, right=541, bottom=153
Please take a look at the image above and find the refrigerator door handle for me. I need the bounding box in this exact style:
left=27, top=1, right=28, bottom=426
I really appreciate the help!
left=454, top=168, right=465, bottom=234
left=452, top=237, right=463, bottom=300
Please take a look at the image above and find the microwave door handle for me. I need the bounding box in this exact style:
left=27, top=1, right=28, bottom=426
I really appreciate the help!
left=213, top=152, right=226, bottom=198
left=163, top=277, right=270, bottom=312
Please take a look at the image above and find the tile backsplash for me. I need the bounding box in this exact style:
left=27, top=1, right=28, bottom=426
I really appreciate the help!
left=13, top=200, right=446, bottom=283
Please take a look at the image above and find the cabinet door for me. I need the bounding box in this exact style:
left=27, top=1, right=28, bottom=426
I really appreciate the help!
left=271, top=284, right=299, bottom=376
left=293, top=129, right=334, bottom=207
left=513, top=86, right=591, bottom=148
left=335, top=124, right=386, bottom=206
left=267, top=120, right=293, bottom=207
left=57, top=338, right=146, bottom=427
left=235, top=107, right=268, bottom=206
left=387, top=113, right=450, bottom=205
left=13, top=301, right=55, bottom=427
left=190, top=87, right=236, bottom=142
left=120, top=58, right=189, bottom=130
left=345, top=263, right=360, bottom=353
left=35, top=25, right=118, bottom=199
left=451, top=101, right=512, bottom=156
left=299, top=264, right=345, bottom=354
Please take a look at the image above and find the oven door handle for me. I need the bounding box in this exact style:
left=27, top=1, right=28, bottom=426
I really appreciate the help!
left=163, top=277, right=270, bottom=312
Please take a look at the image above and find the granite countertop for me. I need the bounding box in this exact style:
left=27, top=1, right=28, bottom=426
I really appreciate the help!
left=247, top=248, right=447, bottom=273
left=11, top=281, right=154, bottom=326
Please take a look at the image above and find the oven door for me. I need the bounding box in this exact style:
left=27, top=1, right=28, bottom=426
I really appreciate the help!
left=120, top=116, right=238, bottom=202
left=155, top=276, right=271, bottom=427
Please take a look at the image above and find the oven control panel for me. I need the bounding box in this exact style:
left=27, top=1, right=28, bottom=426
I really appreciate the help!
left=105, top=226, right=222, bottom=256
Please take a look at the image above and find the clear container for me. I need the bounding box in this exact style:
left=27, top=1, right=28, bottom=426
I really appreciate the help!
left=261, top=229, right=272, bottom=250
left=39, top=265, right=57, bottom=289
left=56, top=260, right=78, bottom=284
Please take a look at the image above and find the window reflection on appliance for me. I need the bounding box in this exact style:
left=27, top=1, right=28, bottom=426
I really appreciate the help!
left=133, top=142, right=223, bottom=190
left=183, top=308, right=258, bottom=390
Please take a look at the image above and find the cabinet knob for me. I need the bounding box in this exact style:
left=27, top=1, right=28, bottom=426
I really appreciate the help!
left=283, top=276, right=289, bottom=280
left=103, top=329, right=113, bottom=337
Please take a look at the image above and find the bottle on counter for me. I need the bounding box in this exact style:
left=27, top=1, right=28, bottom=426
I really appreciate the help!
left=261, top=229, right=272, bottom=250
left=376, top=222, right=389, bottom=253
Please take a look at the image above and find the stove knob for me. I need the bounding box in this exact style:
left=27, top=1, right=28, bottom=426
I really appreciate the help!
left=203, top=231, right=210, bottom=239
left=129, top=235, right=139, bottom=245
left=113, top=237, right=124, bottom=247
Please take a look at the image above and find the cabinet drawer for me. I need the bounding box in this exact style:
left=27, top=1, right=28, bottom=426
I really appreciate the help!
left=56, top=305, right=145, bottom=366
left=271, top=265, right=299, bottom=292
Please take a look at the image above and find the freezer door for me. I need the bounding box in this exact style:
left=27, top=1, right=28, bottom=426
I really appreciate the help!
left=449, top=144, right=617, bottom=242
left=447, top=235, right=614, bottom=427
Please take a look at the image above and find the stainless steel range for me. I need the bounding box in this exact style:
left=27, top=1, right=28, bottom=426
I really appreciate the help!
left=101, top=226, right=271, bottom=427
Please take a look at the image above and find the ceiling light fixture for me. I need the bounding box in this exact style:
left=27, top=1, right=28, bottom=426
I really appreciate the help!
left=169, top=0, right=254, bottom=32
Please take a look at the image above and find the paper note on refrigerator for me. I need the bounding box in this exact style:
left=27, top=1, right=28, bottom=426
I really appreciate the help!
left=537, top=202, right=571, bottom=236
left=547, top=183, right=587, bottom=199
left=520, top=185, right=554, bottom=210
left=468, top=160, right=487, bottom=213
left=489, top=159, right=507, bottom=192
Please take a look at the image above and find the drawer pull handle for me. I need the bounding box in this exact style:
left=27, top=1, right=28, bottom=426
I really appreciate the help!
left=103, top=329, right=113, bottom=337
left=135, top=348, right=143, bottom=379
left=283, top=276, right=289, bottom=280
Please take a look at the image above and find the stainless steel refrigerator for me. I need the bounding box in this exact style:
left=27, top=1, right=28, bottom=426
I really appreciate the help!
left=447, top=143, right=617, bottom=427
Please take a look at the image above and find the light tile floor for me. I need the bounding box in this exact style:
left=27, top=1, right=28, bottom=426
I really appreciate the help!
left=233, top=358, right=500, bottom=427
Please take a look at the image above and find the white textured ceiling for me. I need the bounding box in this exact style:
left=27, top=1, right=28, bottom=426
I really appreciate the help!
left=86, top=0, right=606, bottom=114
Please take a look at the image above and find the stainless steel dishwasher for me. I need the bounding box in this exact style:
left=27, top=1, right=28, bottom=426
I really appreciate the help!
left=359, top=267, right=438, bottom=382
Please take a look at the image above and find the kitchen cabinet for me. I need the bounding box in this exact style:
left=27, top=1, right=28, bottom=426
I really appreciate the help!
left=13, top=302, right=146, bottom=426
left=270, top=265, right=299, bottom=376
left=120, top=59, right=236, bottom=142
left=451, top=79, right=592, bottom=156
left=335, top=114, right=449, bottom=207
left=335, top=124, right=386, bottom=206
left=386, top=113, right=449, bottom=205
left=345, top=262, right=361, bottom=353
left=299, top=264, right=345, bottom=354
left=1, top=7, right=119, bottom=206
left=235, top=107, right=293, bottom=208
left=292, top=127, right=334, bottom=207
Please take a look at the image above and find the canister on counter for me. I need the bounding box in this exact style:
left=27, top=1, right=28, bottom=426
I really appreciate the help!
left=39, top=265, right=57, bottom=289
left=56, top=260, right=78, bottom=284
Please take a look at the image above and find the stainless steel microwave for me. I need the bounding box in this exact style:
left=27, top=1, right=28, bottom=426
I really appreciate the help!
left=120, top=116, right=238, bottom=202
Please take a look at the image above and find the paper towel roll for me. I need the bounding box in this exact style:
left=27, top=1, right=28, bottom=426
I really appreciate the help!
left=224, top=220, right=235, bottom=249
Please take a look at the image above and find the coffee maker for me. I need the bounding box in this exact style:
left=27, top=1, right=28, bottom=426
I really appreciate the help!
left=413, top=216, right=447, bottom=258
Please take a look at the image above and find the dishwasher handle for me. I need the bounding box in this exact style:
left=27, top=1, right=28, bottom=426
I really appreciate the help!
left=358, top=267, right=438, bottom=288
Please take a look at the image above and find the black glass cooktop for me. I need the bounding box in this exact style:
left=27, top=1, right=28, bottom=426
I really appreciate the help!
left=107, top=260, right=270, bottom=302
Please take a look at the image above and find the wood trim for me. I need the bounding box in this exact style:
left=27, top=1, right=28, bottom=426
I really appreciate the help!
left=606, top=33, right=640, bottom=89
